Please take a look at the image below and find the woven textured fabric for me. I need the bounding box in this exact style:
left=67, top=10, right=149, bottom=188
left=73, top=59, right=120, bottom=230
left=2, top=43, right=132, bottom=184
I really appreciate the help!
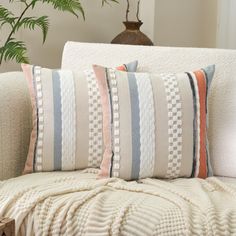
left=62, top=42, right=236, bottom=178
left=22, top=62, right=138, bottom=173
left=1, top=171, right=236, bottom=235
left=94, top=65, right=215, bottom=180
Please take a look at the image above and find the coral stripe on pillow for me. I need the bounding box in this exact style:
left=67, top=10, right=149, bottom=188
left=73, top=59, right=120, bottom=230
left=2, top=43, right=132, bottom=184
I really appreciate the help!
left=22, top=61, right=138, bottom=173
left=94, top=65, right=215, bottom=180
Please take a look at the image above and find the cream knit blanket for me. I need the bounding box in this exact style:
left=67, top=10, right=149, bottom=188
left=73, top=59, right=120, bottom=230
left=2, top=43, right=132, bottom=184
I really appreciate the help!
left=0, top=169, right=236, bottom=236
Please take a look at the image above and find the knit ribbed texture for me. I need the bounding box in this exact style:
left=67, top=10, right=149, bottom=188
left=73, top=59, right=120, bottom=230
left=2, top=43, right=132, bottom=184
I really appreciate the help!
left=0, top=169, right=236, bottom=236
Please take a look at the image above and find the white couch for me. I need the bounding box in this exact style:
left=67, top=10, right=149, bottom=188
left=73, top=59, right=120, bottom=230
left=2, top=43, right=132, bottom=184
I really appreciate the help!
left=1, top=42, right=236, bottom=180
left=0, top=42, right=236, bottom=235
left=62, top=42, right=236, bottom=179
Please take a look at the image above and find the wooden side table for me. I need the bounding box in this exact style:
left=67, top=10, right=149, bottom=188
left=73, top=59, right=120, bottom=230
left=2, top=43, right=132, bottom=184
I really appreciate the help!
left=0, top=218, right=15, bottom=236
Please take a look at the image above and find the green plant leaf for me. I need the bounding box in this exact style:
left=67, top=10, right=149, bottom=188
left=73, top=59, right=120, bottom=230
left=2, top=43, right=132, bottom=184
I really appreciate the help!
left=31, top=0, right=38, bottom=9
left=102, top=0, right=118, bottom=6
left=16, top=16, right=49, bottom=43
left=0, top=39, right=29, bottom=64
left=1, top=0, right=118, bottom=65
left=0, top=5, right=17, bottom=28
left=42, top=0, right=85, bottom=19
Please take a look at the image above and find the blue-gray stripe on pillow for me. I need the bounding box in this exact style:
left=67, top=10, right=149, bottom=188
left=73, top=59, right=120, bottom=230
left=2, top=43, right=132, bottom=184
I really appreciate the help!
left=52, top=70, right=62, bottom=171
left=127, top=73, right=141, bottom=180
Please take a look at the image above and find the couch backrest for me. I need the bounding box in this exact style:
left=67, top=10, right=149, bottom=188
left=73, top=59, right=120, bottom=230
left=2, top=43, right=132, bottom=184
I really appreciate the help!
left=1, top=42, right=235, bottom=180
left=62, top=42, right=236, bottom=178
left=0, top=72, right=32, bottom=180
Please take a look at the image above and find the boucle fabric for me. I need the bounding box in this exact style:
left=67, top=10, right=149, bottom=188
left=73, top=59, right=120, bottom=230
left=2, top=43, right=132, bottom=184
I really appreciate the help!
left=0, top=170, right=236, bottom=236
left=62, top=42, right=236, bottom=178
left=94, top=65, right=214, bottom=180
left=0, top=72, right=31, bottom=181
left=21, top=62, right=138, bottom=174
left=2, top=43, right=236, bottom=181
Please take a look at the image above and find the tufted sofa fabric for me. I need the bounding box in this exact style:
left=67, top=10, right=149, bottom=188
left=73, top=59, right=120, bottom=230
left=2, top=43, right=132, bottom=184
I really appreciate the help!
left=62, top=42, right=236, bottom=178
left=0, top=72, right=32, bottom=180
left=1, top=42, right=236, bottom=180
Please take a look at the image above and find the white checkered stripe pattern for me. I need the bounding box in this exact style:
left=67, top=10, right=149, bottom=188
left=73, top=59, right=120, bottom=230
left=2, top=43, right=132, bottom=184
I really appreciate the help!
left=163, top=74, right=183, bottom=178
left=85, top=70, right=103, bottom=167
left=109, top=69, right=120, bottom=178
left=34, top=66, right=43, bottom=171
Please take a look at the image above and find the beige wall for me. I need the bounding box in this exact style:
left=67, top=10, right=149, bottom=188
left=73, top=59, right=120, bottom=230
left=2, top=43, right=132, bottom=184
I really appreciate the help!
left=154, top=0, right=217, bottom=48
left=0, top=0, right=218, bottom=72
left=0, top=0, right=132, bottom=72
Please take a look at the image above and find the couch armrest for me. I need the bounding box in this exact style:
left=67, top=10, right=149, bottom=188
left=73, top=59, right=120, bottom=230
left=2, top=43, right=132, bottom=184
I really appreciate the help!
left=0, top=72, right=32, bottom=180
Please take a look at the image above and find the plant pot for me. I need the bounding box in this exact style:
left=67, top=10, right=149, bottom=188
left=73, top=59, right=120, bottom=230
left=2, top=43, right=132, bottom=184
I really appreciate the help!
left=111, top=21, right=154, bottom=46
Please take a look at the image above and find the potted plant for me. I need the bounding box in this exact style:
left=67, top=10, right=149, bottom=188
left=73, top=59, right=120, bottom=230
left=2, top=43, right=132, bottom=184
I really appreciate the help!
left=0, top=0, right=117, bottom=65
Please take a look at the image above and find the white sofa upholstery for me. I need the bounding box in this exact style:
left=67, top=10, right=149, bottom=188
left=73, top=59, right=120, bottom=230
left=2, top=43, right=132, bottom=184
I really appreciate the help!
left=0, top=72, right=31, bottom=180
left=62, top=42, right=236, bottom=178
left=0, top=42, right=236, bottom=180
left=1, top=42, right=236, bottom=236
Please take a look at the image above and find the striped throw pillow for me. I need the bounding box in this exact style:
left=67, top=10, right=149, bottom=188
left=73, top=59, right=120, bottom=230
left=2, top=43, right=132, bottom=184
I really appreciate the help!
left=22, top=61, right=138, bottom=173
left=94, top=65, right=215, bottom=180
